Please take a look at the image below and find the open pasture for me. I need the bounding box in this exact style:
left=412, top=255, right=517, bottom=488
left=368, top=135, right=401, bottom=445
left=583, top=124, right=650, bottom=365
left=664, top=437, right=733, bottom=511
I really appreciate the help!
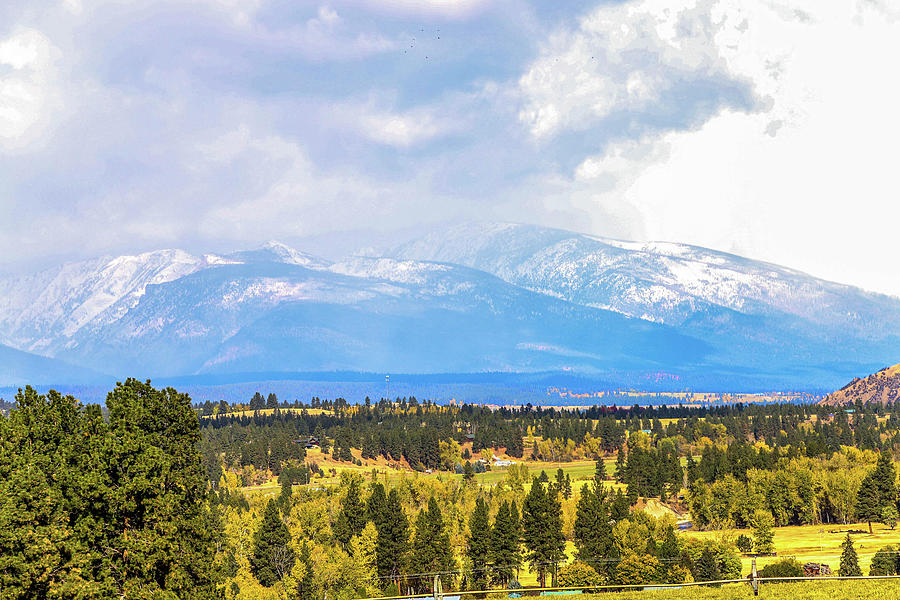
left=685, top=522, right=900, bottom=575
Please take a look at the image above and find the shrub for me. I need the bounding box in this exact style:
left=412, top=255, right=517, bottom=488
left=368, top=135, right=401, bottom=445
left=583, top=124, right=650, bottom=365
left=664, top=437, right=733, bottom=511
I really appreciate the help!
left=869, top=545, right=899, bottom=576
left=758, top=558, right=803, bottom=579
left=557, top=562, right=604, bottom=588
left=665, top=564, right=693, bottom=584
left=614, top=552, right=661, bottom=585
left=736, top=534, right=753, bottom=554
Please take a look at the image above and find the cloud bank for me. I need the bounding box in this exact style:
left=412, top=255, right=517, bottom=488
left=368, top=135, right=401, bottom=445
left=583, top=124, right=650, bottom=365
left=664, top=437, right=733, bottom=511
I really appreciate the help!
left=0, top=0, right=898, bottom=297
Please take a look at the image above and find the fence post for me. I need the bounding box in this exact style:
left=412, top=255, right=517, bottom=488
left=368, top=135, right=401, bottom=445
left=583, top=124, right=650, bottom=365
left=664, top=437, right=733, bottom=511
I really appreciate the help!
left=433, top=575, right=443, bottom=600
left=751, top=558, right=759, bottom=596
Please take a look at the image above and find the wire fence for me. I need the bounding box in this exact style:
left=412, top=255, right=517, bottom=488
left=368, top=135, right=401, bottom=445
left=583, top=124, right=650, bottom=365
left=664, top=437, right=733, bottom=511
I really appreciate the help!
left=358, top=574, right=900, bottom=600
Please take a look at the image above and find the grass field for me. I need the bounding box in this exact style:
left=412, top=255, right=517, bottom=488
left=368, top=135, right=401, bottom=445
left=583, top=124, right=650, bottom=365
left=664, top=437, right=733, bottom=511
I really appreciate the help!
left=570, top=579, right=900, bottom=599
left=685, top=523, right=900, bottom=575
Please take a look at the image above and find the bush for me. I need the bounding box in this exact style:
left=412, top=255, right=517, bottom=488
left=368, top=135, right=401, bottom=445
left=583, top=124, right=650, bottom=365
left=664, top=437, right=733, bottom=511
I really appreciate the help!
left=382, top=583, right=399, bottom=597
left=665, top=564, right=693, bottom=584
left=736, top=534, right=753, bottom=554
left=869, top=545, right=899, bottom=576
left=557, top=562, right=604, bottom=588
left=614, top=552, right=661, bottom=585
left=758, top=558, right=803, bottom=579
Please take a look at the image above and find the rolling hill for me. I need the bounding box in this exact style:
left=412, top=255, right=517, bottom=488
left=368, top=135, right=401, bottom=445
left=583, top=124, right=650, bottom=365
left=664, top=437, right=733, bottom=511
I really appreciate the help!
left=820, top=363, right=900, bottom=406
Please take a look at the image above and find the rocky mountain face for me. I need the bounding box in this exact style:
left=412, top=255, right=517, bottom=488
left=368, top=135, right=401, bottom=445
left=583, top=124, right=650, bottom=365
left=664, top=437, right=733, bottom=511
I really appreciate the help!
left=820, top=364, right=900, bottom=406
left=0, top=224, right=897, bottom=389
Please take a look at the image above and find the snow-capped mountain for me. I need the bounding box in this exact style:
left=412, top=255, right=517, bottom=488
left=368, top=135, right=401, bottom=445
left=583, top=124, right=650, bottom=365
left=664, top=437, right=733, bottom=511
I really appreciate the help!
left=41, top=257, right=703, bottom=379
left=0, top=226, right=897, bottom=389
left=392, top=222, right=900, bottom=336
left=392, top=223, right=900, bottom=372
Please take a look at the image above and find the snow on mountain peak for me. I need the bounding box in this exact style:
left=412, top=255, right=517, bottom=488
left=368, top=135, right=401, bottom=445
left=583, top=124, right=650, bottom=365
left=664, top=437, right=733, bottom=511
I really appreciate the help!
left=227, top=241, right=331, bottom=268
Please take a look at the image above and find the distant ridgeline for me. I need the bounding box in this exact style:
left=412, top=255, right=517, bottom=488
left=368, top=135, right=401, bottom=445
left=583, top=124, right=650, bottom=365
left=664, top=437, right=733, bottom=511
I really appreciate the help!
left=820, top=363, right=900, bottom=406
left=1, top=223, right=899, bottom=392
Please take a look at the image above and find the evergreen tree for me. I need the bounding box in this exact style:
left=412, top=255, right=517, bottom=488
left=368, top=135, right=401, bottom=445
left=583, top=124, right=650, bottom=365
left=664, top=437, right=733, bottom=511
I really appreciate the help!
left=522, top=475, right=565, bottom=586
left=467, top=497, right=491, bottom=591
left=594, top=457, right=606, bottom=484
left=294, top=540, right=316, bottom=600
left=873, top=450, right=897, bottom=507
left=250, top=392, right=265, bottom=411
left=685, top=454, right=698, bottom=486
left=463, top=460, right=475, bottom=481
left=266, top=392, right=279, bottom=409
left=411, top=497, right=456, bottom=590
left=375, top=489, right=410, bottom=586
left=252, top=499, right=295, bottom=586
left=555, top=468, right=572, bottom=500
left=839, top=533, right=862, bottom=576
left=0, top=388, right=97, bottom=597
left=489, top=501, right=521, bottom=586
left=367, top=482, right=389, bottom=529
left=696, top=546, right=721, bottom=582
left=334, top=477, right=368, bottom=546
left=615, top=447, right=626, bottom=482
left=751, top=509, right=775, bottom=554
left=610, top=488, right=630, bottom=521
left=573, top=482, right=616, bottom=575
left=856, top=473, right=880, bottom=535
left=104, top=379, right=221, bottom=598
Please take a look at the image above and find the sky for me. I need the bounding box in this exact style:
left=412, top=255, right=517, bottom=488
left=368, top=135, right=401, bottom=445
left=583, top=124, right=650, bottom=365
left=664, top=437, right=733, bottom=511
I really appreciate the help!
left=1, top=0, right=899, bottom=296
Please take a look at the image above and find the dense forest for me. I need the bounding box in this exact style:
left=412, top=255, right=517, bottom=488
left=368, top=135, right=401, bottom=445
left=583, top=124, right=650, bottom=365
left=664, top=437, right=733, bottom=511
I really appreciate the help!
left=4, top=384, right=900, bottom=599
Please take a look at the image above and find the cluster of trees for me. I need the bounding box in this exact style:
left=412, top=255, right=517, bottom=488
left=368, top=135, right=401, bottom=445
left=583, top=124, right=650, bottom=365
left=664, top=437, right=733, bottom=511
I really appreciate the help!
left=687, top=448, right=899, bottom=539
left=0, top=382, right=222, bottom=598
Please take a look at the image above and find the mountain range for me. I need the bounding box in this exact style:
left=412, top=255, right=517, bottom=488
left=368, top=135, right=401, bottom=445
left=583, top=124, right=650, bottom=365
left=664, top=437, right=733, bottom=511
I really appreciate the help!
left=0, top=222, right=897, bottom=391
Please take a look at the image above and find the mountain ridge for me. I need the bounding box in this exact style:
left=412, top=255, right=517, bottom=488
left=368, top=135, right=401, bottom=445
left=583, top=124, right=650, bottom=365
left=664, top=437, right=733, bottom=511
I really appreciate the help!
left=0, top=224, right=897, bottom=389
left=820, top=364, right=900, bottom=406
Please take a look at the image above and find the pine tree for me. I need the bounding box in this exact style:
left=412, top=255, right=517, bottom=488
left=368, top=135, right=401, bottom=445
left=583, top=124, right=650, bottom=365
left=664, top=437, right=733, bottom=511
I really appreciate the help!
left=615, top=447, right=626, bottom=482
left=294, top=541, right=316, bottom=600
left=467, top=497, right=491, bottom=591
left=411, top=497, right=457, bottom=591
left=463, top=460, right=475, bottom=481
left=522, top=477, right=565, bottom=586
left=839, top=533, right=862, bottom=576
left=375, top=489, right=410, bottom=586
left=367, top=482, right=389, bottom=529
left=0, top=382, right=222, bottom=599
left=856, top=473, right=880, bottom=535
left=250, top=392, right=265, bottom=411
left=573, top=482, right=617, bottom=575
left=610, top=488, right=630, bottom=521
left=104, top=379, right=221, bottom=598
left=489, top=501, right=521, bottom=586
left=266, top=392, right=279, bottom=409
left=252, top=499, right=295, bottom=586
left=334, top=477, right=368, bottom=546
left=594, top=457, right=606, bottom=484
left=696, top=546, right=721, bottom=582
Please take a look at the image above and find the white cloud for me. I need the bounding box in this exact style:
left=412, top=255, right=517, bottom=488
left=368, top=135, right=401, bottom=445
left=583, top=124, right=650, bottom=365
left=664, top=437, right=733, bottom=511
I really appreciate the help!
left=195, top=125, right=458, bottom=240
left=541, top=0, right=900, bottom=295
left=339, top=102, right=455, bottom=148
left=354, top=0, right=491, bottom=19
left=518, top=0, right=764, bottom=138
left=0, top=27, right=61, bottom=150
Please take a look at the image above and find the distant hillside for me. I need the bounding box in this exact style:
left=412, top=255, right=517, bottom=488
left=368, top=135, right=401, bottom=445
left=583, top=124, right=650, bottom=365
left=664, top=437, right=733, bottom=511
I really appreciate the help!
left=820, top=363, right=900, bottom=406
left=0, top=343, right=110, bottom=386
